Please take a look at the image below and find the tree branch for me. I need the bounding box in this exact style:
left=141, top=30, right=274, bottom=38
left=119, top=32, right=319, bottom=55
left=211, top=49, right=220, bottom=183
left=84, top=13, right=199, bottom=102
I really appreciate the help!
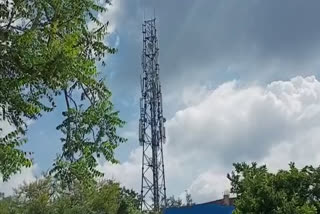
left=6, top=6, right=15, bottom=30
left=80, top=83, right=94, bottom=105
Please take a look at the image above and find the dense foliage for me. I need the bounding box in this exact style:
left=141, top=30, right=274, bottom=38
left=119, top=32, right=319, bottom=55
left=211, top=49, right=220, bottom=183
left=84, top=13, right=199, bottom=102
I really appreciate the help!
left=0, top=0, right=126, bottom=183
left=228, top=162, right=320, bottom=214
left=0, top=177, right=141, bottom=214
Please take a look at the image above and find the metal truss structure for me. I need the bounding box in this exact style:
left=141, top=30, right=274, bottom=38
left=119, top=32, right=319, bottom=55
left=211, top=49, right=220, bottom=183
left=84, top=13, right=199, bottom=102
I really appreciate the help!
left=139, top=18, right=167, bottom=212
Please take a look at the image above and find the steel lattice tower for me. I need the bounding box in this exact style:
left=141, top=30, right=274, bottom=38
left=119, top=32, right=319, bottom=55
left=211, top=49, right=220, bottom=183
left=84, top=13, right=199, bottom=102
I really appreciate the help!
left=139, top=18, right=167, bottom=212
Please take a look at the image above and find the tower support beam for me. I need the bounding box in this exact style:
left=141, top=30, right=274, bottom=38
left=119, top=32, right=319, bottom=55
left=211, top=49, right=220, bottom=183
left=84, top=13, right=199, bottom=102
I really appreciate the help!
left=139, top=18, right=167, bottom=213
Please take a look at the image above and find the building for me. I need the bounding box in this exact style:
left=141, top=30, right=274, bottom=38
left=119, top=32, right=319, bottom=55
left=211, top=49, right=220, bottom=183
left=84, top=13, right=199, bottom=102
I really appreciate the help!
left=164, top=193, right=235, bottom=214
left=164, top=203, right=234, bottom=214
left=209, top=192, right=236, bottom=206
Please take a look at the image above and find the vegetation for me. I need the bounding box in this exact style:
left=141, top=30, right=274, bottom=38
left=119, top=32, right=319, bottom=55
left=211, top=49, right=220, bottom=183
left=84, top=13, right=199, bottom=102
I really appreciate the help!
left=165, top=192, right=195, bottom=208
left=5, top=0, right=320, bottom=213
left=166, top=196, right=183, bottom=208
left=228, top=162, right=320, bottom=214
left=0, top=0, right=125, bottom=184
left=185, top=191, right=194, bottom=206
left=0, top=176, right=141, bottom=214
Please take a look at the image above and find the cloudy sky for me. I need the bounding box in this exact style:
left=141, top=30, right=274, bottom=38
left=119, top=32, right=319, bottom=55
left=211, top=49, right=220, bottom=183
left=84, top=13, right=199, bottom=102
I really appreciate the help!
left=3, top=0, right=320, bottom=203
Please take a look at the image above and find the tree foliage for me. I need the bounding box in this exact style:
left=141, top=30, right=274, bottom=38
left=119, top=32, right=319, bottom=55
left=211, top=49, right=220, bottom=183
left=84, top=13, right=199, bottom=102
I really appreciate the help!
left=118, top=187, right=141, bottom=214
left=228, top=162, right=320, bottom=214
left=0, top=176, right=141, bottom=214
left=0, top=0, right=126, bottom=182
left=164, top=192, right=195, bottom=209
left=185, top=191, right=194, bottom=206
left=166, top=196, right=183, bottom=208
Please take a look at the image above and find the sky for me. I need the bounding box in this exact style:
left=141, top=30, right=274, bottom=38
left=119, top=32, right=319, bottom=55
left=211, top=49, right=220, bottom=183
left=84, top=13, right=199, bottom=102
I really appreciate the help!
left=3, top=0, right=320, bottom=203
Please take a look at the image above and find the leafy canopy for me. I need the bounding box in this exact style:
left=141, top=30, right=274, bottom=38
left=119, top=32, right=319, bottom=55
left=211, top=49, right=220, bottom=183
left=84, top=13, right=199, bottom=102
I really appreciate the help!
left=0, top=176, right=141, bottom=214
left=0, top=0, right=126, bottom=182
left=228, top=162, right=320, bottom=214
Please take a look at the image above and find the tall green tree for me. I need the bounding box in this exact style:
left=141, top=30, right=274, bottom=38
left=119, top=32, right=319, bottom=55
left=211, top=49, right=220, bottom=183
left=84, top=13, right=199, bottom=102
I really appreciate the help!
left=228, top=162, right=320, bottom=214
left=0, top=0, right=126, bottom=182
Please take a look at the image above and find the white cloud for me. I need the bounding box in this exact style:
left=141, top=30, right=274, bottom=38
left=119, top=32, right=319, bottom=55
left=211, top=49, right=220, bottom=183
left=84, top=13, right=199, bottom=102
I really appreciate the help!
left=0, top=117, right=34, bottom=138
left=0, top=165, right=38, bottom=196
left=0, top=120, right=14, bottom=137
left=187, top=171, right=230, bottom=203
left=167, top=76, right=320, bottom=163
left=88, top=0, right=122, bottom=34
left=98, top=148, right=141, bottom=191
left=100, top=76, right=320, bottom=203
left=98, top=0, right=121, bottom=34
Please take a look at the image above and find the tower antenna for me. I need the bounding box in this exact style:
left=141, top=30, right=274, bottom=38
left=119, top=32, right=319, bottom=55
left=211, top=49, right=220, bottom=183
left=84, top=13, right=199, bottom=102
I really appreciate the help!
left=139, top=17, right=167, bottom=212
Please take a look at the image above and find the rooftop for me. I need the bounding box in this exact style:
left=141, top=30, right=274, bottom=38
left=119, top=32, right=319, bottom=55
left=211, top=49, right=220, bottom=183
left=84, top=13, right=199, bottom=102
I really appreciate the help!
left=164, top=203, right=235, bottom=214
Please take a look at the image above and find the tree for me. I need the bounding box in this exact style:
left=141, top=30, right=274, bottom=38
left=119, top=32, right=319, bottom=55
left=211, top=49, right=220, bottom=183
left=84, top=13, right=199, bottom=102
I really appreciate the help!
left=164, top=193, right=195, bottom=209
left=118, top=187, right=141, bottom=214
left=166, top=195, right=183, bottom=208
left=0, top=176, right=142, bottom=214
left=185, top=190, right=194, bottom=206
left=0, top=0, right=125, bottom=182
left=228, top=162, right=320, bottom=214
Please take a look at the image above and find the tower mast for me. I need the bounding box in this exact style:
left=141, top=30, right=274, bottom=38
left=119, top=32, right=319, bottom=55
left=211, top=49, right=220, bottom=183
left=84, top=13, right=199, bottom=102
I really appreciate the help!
left=139, top=18, right=167, bottom=212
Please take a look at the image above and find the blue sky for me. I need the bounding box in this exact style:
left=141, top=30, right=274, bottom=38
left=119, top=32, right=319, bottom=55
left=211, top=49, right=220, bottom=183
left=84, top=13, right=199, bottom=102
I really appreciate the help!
left=4, top=0, right=320, bottom=203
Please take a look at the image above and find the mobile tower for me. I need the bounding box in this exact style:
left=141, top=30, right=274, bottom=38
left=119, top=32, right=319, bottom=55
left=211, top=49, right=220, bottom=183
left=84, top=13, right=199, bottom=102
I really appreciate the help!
left=139, top=18, right=167, bottom=212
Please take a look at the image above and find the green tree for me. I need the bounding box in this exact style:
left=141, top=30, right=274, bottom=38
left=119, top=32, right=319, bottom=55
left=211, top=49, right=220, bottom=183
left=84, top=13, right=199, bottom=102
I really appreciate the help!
left=118, top=187, right=141, bottom=214
left=185, top=190, right=194, bottom=206
left=0, top=177, right=142, bottom=214
left=166, top=195, right=183, bottom=208
left=0, top=196, right=18, bottom=214
left=0, top=0, right=125, bottom=182
left=228, top=162, right=320, bottom=214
